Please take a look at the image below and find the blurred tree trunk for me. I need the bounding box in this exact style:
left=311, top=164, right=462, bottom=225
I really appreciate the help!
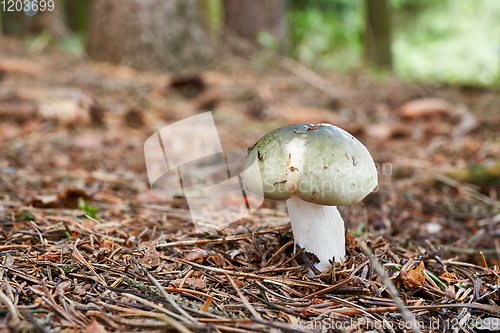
left=86, top=0, right=212, bottom=71
left=364, top=0, right=392, bottom=69
left=198, top=0, right=223, bottom=41
left=65, top=0, right=88, bottom=34
left=223, top=0, right=287, bottom=51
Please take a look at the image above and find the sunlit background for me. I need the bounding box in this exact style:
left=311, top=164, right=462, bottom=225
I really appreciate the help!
left=1, top=0, right=499, bottom=85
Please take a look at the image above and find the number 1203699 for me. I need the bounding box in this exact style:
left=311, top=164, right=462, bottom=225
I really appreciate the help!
left=1, top=0, right=54, bottom=12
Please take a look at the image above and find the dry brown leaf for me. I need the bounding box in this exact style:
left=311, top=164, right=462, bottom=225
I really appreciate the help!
left=100, top=239, right=120, bottom=252
left=171, top=277, right=205, bottom=289
left=14, top=88, right=93, bottom=125
left=82, top=319, right=108, bottom=333
left=74, top=132, right=103, bottom=148
left=440, top=271, right=457, bottom=284
left=42, top=252, right=60, bottom=263
left=39, top=99, right=90, bottom=125
left=365, top=123, right=394, bottom=140
left=29, top=285, right=45, bottom=297
left=73, top=285, right=86, bottom=296
left=94, top=192, right=123, bottom=204
left=138, top=241, right=161, bottom=268
left=0, top=58, right=46, bottom=76
left=311, top=298, right=323, bottom=304
left=28, top=188, right=90, bottom=209
left=445, top=285, right=456, bottom=299
left=400, top=261, right=426, bottom=289
left=398, top=98, right=450, bottom=119
left=135, top=191, right=169, bottom=204
left=90, top=62, right=137, bottom=79
left=187, top=277, right=205, bottom=289
left=184, top=248, right=208, bottom=263
left=54, top=280, right=72, bottom=295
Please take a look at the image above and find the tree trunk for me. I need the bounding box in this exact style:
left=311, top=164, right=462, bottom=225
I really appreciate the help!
left=86, top=0, right=212, bottom=71
left=364, top=0, right=392, bottom=69
left=198, top=0, right=223, bottom=41
left=223, top=0, right=287, bottom=51
left=65, top=0, right=88, bottom=34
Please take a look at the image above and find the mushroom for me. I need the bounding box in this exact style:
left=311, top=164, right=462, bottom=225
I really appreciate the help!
left=243, top=123, right=378, bottom=272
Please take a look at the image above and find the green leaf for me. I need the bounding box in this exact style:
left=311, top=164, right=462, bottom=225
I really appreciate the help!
left=78, top=199, right=98, bottom=220
left=20, top=210, right=35, bottom=221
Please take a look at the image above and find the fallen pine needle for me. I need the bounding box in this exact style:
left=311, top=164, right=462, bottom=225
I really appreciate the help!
left=72, top=239, right=107, bottom=286
left=0, top=290, right=20, bottom=327
left=200, top=297, right=213, bottom=312
left=161, top=255, right=327, bottom=288
left=157, top=315, right=194, bottom=333
left=143, top=268, right=199, bottom=324
left=224, top=272, right=261, bottom=320
left=304, top=277, right=353, bottom=299
left=164, top=286, right=222, bottom=302
left=361, top=242, right=421, bottom=333
left=480, top=251, right=488, bottom=268
left=123, top=292, right=196, bottom=329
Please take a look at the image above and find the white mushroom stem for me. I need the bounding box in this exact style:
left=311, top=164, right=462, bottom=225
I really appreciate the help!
left=286, top=194, right=346, bottom=272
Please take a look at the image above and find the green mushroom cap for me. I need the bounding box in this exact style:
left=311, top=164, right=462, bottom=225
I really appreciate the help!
left=243, top=123, right=378, bottom=206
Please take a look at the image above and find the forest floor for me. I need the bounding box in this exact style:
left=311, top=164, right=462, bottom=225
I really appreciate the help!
left=1, top=36, right=500, bottom=332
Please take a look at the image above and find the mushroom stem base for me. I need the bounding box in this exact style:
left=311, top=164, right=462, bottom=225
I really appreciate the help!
left=286, top=195, right=346, bottom=272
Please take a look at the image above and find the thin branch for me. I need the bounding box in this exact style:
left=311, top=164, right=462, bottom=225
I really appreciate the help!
left=360, top=242, right=421, bottom=333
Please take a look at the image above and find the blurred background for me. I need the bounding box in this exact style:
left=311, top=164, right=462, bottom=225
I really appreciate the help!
left=1, top=0, right=499, bottom=85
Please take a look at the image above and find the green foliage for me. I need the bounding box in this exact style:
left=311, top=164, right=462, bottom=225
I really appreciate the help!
left=393, top=0, right=500, bottom=85
left=78, top=199, right=98, bottom=220
left=203, top=0, right=223, bottom=39
left=58, top=33, right=86, bottom=56
left=65, top=0, right=89, bottom=34
left=288, top=0, right=364, bottom=72
left=257, top=31, right=280, bottom=52
left=19, top=210, right=35, bottom=221
left=54, top=225, right=73, bottom=239
left=289, top=0, right=500, bottom=85
left=24, top=31, right=85, bottom=56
